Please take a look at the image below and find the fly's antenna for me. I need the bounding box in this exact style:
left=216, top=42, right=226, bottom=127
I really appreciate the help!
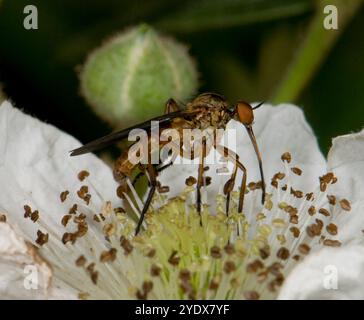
left=253, top=101, right=265, bottom=110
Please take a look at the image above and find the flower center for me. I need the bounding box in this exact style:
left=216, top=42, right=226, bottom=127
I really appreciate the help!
left=23, top=152, right=351, bottom=300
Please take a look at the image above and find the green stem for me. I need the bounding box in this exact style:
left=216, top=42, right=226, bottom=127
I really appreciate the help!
left=272, top=0, right=363, bottom=104
left=156, top=1, right=311, bottom=33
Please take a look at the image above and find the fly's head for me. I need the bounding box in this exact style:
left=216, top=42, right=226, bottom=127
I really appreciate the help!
left=233, top=101, right=264, bottom=128
left=234, top=101, right=254, bottom=127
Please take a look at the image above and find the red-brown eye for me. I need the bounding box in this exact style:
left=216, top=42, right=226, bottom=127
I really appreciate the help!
left=236, top=101, right=254, bottom=125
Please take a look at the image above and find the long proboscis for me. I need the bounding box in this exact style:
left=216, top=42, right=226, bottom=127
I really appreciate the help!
left=245, top=125, right=266, bottom=204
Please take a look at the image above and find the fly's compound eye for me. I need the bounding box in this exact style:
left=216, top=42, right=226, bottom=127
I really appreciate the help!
left=236, top=101, right=254, bottom=125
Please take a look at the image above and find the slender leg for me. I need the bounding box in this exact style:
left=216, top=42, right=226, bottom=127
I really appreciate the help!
left=132, top=161, right=173, bottom=187
left=164, top=98, right=180, bottom=114
left=196, top=138, right=207, bottom=223
left=135, top=164, right=158, bottom=235
left=216, top=145, right=247, bottom=214
left=131, top=171, right=144, bottom=187
left=224, top=164, right=238, bottom=216
left=156, top=161, right=174, bottom=173
left=133, top=99, right=180, bottom=235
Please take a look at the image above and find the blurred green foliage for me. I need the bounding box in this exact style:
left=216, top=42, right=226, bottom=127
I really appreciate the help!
left=0, top=0, right=363, bottom=153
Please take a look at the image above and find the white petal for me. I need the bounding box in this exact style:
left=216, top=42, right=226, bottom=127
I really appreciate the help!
left=278, top=245, right=364, bottom=299
left=0, top=220, right=76, bottom=299
left=327, top=129, right=364, bottom=203
left=235, top=103, right=326, bottom=191
left=160, top=104, right=326, bottom=206
left=0, top=101, right=119, bottom=241
left=332, top=200, right=364, bottom=245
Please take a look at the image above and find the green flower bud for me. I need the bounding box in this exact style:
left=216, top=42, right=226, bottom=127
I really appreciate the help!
left=80, top=24, right=198, bottom=127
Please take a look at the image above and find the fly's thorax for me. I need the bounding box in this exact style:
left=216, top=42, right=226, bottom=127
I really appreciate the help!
left=191, top=107, right=231, bottom=130
left=190, top=92, right=228, bottom=108
left=187, top=92, right=231, bottom=130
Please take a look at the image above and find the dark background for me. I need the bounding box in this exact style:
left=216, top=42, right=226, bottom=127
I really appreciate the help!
left=0, top=0, right=363, bottom=153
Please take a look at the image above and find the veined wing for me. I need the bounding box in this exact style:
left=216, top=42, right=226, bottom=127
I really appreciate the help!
left=70, top=110, right=195, bottom=156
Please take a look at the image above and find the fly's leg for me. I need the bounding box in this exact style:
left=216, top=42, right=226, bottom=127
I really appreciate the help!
left=223, top=163, right=238, bottom=216
left=131, top=171, right=145, bottom=187
left=133, top=97, right=180, bottom=190
left=216, top=145, right=247, bottom=214
left=164, top=98, right=180, bottom=114
left=132, top=161, right=173, bottom=187
left=135, top=164, right=158, bottom=235
left=196, top=137, right=207, bottom=225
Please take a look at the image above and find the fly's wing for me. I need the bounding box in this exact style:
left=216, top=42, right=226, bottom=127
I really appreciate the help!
left=70, top=110, right=195, bottom=156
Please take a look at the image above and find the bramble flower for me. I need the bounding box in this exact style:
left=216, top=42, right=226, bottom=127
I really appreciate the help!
left=0, top=100, right=363, bottom=299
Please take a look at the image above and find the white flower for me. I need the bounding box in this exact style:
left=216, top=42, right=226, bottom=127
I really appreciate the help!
left=0, top=100, right=363, bottom=300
